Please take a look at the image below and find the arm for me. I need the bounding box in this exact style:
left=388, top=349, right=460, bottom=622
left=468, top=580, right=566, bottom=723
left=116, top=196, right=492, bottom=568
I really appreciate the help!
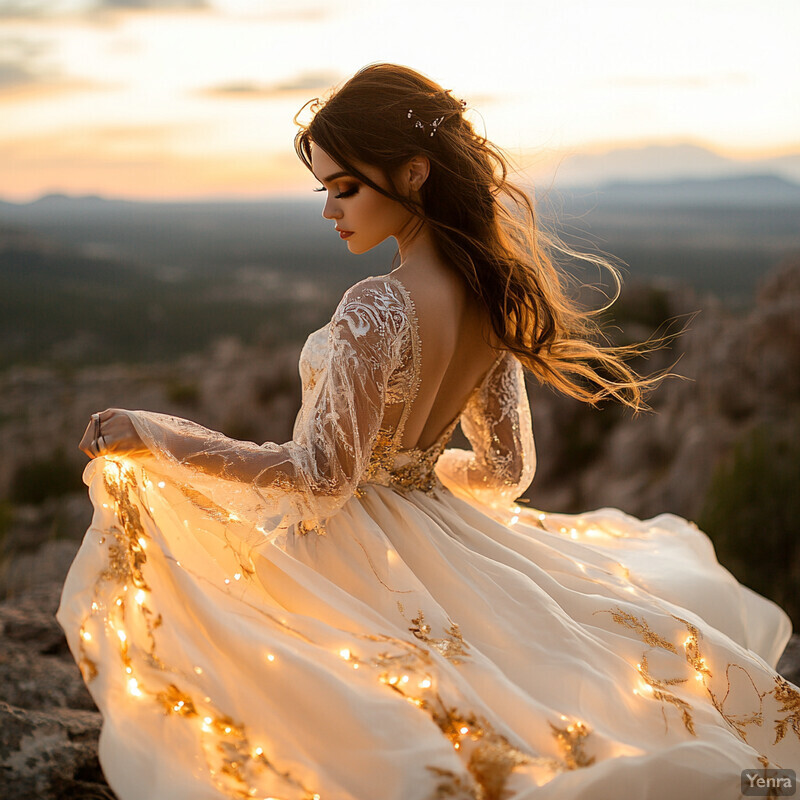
left=435, top=351, right=536, bottom=509
left=90, top=278, right=406, bottom=533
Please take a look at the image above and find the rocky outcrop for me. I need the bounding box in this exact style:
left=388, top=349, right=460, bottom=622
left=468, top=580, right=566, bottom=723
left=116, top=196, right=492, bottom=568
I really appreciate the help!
left=0, top=584, right=116, bottom=799
left=524, top=255, right=800, bottom=522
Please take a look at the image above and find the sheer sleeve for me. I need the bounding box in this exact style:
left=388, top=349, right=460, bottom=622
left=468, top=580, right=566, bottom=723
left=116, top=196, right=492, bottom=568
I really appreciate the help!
left=434, top=351, right=536, bottom=509
left=115, top=278, right=407, bottom=538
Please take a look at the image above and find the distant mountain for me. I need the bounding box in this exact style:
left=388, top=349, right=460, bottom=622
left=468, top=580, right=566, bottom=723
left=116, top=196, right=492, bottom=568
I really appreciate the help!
left=551, top=173, right=800, bottom=207
left=548, top=143, right=800, bottom=188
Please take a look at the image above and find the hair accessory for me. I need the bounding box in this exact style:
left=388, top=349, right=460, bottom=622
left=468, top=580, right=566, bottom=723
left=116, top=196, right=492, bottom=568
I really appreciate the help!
left=406, top=95, right=466, bottom=137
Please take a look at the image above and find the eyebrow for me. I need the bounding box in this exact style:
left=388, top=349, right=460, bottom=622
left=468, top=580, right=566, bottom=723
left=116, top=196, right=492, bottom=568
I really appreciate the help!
left=314, top=170, right=352, bottom=184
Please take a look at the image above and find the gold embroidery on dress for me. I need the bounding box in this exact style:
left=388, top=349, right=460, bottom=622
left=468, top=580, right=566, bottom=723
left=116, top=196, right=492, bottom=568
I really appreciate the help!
left=548, top=719, right=596, bottom=769
left=771, top=675, right=800, bottom=745
left=595, top=604, right=800, bottom=748
left=397, top=602, right=471, bottom=664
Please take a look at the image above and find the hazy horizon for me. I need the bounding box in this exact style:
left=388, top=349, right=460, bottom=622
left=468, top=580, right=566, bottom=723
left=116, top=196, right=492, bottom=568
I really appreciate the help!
left=2, top=1, right=798, bottom=201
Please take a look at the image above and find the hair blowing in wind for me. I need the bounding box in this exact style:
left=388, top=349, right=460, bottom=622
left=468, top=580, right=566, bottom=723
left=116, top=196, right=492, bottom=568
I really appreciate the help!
left=294, top=62, right=667, bottom=411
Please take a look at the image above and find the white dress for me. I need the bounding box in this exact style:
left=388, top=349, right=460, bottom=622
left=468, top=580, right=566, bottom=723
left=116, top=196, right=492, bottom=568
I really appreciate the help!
left=57, top=273, right=799, bottom=800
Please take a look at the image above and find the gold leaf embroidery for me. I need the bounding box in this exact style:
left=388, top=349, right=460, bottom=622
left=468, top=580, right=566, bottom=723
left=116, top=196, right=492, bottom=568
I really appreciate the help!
left=404, top=607, right=471, bottom=665
left=593, top=606, right=677, bottom=653
left=770, top=675, right=800, bottom=745
left=548, top=720, right=596, bottom=769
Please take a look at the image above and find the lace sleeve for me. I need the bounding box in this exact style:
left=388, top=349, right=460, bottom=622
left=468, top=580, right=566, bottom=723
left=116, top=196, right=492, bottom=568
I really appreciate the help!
left=434, top=351, right=536, bottom=509
left=116, top=278, right=407, bottom=537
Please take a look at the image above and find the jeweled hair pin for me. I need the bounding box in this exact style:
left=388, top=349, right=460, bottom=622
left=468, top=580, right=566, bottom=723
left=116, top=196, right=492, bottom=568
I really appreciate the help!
left=407, top=97, right=467, bottom=137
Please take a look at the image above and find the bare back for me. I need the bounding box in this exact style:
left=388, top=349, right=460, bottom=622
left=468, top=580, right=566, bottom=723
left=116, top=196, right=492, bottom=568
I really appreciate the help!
left=389, top=265, right=502, bottom=451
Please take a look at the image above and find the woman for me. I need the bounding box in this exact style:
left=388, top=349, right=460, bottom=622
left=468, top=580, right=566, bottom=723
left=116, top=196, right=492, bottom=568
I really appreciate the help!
left=58, top=63, right=798, bottom=800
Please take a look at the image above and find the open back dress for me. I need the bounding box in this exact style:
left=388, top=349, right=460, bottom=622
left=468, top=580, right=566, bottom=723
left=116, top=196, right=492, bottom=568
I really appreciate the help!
left=57, top=273, right=799, bottom=800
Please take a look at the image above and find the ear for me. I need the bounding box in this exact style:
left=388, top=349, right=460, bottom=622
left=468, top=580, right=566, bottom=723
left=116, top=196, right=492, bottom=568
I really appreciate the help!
left=402, top=155, right=430, bottom=193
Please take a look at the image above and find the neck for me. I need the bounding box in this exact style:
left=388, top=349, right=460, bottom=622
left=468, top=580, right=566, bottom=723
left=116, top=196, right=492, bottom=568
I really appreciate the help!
left=393, top=220, right=446, bottom=278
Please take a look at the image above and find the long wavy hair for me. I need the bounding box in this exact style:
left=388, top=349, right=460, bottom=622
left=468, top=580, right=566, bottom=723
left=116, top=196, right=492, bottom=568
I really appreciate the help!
left=294, top=62, right=667, bottom=411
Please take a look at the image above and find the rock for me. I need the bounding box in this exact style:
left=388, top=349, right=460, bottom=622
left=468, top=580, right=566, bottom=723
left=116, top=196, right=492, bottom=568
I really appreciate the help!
left=0, top=583, right=117, bottom=799
left=1, top=539, right=81, bottom=600
left=777, top=634, right=800, bottom=687
left=0, top=701, right=113, bottom=800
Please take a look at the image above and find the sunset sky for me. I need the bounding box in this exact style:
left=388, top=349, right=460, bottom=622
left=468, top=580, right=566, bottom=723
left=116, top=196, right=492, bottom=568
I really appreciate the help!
left=1, top=0, right=799, bottom=201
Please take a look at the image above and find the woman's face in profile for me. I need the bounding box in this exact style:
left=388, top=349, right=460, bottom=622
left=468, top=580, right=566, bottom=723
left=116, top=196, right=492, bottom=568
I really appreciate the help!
left=310, top=142, right=413, bottom=255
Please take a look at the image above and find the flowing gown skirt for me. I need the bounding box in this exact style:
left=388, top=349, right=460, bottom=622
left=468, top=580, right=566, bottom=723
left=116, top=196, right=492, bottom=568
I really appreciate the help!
left=57, top=456, right=799, bottom=800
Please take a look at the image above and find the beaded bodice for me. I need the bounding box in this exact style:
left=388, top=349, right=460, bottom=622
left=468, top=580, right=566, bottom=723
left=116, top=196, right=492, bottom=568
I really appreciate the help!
left=299, top=273, right=521, bottom=498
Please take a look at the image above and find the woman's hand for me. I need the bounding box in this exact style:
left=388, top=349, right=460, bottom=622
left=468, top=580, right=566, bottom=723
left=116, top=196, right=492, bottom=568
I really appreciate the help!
left=79, top=409, right=147, bottom=459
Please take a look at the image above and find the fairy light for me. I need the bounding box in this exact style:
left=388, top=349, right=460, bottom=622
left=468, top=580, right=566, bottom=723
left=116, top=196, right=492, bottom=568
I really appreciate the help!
left=81, top=629, right=92, bottom=641
left=138, top=537, right=147, bottom=550
left=194, top=666, right=203, bottom=674
left=339, top=648, right=350, bottom=660
left=460, top=726, right=469, bottom=734
left=418, top=678, right=431, bottom=688
left=234, top=573, right=241, bottom=581
left=224, top=578, right=230, bottom=585
left=266, top=654, right=275, bottom=662
left=127, top=677, right=142, bottom=696
left=158, top=481, right=166, bottom=489
left=135, top=590, right=146, bottom=605
left=117, top=629, right=127, bottom=643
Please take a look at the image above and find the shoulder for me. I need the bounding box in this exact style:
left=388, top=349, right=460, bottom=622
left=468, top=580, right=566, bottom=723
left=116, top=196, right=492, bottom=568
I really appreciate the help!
left=331, top=275, right=410, bottom=347
left=339, top=275, right=406, bottom=311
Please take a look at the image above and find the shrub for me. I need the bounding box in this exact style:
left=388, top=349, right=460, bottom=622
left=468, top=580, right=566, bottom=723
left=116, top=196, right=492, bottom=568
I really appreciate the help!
left=699, top=421, right=800, bottom=628
left=10, top=449, right=85, bottom=505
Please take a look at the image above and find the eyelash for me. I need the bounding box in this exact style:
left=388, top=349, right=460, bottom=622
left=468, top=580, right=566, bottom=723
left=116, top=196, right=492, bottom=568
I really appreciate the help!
left=313, top=186, right=359, bottom=199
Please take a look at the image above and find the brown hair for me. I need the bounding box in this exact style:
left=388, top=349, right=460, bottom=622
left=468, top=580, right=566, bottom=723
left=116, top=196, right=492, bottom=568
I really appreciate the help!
left=294, top=62, right=667, bottom=411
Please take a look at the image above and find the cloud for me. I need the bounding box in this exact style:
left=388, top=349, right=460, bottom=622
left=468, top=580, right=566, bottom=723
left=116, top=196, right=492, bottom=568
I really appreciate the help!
left=607, top=74, right=749, bottom=90
left=0, top=37, right=52, bottom=90
left=95, top=0, right=208, bottom=8
left=0, top=35, right=104, bottom=96
left=201, top=70, right=342, bottom=99
left=0, top=0, right=208, bottom=18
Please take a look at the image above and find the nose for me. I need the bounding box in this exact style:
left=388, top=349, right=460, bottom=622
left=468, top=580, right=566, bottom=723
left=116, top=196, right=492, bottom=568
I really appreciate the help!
left=321, top=193, right=341, bottom=221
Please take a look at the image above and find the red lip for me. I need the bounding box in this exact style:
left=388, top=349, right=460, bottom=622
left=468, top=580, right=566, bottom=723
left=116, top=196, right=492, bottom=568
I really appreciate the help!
left=339, top=230, right=353, bottom=239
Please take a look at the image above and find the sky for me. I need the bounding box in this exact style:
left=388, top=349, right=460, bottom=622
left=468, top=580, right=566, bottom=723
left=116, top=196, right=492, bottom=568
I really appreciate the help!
left=1, top=0, right=799, bottom=201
